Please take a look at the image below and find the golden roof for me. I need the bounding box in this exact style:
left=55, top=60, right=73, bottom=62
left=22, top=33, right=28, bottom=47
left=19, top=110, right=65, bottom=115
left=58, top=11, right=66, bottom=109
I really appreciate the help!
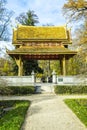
left=13, top=25, right=71, bottom=44
left=7, top=46, right=77, bottom=55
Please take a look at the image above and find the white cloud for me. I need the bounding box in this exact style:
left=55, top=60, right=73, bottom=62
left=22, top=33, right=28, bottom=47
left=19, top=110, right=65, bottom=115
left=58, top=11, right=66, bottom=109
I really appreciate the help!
left=0, top=41, right=14, bottom=58
left=0, top=41, right=14, bottom=50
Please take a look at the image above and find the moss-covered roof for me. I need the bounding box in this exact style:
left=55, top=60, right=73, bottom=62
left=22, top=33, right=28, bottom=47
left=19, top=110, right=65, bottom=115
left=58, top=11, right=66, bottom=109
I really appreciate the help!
left=13, top=25, right=71, bottom=44
left=13, top=29, right=17, bottom=44
left=7, top=46, right=77, bottom=55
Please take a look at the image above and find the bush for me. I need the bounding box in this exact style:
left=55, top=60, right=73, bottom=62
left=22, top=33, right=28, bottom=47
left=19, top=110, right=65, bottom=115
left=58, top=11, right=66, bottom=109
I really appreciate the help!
left=0, top=86, right=35, bottom=95
left=54, top=85, right=87, bottom=94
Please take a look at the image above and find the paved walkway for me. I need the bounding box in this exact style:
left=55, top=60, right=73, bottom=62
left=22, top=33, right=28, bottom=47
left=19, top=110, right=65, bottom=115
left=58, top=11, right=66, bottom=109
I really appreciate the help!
left=0, top=94, right=87, bottom=130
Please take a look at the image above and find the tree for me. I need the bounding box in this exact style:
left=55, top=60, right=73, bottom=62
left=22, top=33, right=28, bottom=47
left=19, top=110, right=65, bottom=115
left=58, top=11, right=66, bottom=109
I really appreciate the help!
left=16, top=10, right=39, bottom=26
left=74, top=22, right=87, bottom=75
left=23, top=60, right=43, bottom=75
left=0, top=0, right=13, bottom=40
left=63, top=0, right=87, bottom=22
left=0, top=58, right=15, bottom=76
left=63, top=0, right=87, bottom=77
left=64, top=22, right=87, bottom=76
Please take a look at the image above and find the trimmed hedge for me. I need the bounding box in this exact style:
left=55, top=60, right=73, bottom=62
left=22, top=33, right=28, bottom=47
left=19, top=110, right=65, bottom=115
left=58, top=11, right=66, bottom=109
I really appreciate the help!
left=0, top=86, right=35, bottom=95
left=54, top=85, right=87, bottom=94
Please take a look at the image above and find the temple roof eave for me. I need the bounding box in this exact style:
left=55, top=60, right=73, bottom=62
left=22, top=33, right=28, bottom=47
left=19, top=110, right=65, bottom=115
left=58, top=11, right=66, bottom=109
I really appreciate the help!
left=7, top=46, right=77, bottom=60
left=7, top=52, right=77, bottom=60
left=13, top=40, right=72, bottom=45
left=7, top=46, right=77, bottom=54
left=7, top=49, right=77, bottom=56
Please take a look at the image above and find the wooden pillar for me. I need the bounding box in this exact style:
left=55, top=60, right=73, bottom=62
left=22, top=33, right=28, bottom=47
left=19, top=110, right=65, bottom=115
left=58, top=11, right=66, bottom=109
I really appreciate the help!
left=62, top=55, right=66, bottom=76
left=60, top=59, right=63, bottom=75
left=14, top=55, right=23, bottom=76
left=86, top=56, right=87, bottom=62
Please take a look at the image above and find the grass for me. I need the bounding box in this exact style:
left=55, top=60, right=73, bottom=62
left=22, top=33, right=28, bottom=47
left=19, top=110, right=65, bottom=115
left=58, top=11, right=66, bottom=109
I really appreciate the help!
left=0, top=100, right=30, bottom=130
left=64, top=99, right=87, bottom=127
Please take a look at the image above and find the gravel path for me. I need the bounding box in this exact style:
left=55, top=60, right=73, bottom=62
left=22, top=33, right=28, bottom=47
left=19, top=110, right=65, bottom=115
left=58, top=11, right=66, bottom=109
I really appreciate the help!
left=0, top=94, right=87, bottom=130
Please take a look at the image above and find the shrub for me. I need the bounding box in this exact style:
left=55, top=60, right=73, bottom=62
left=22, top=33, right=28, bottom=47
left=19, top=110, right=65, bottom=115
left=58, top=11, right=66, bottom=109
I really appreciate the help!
left=54, top=85, right=87, bottom=94
left=0, top=86, right=35, bottom=95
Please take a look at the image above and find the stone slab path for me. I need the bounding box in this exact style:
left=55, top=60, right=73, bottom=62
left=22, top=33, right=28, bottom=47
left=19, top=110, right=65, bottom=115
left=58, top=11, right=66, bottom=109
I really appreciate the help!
left=0, top=94, right=87, bottom=130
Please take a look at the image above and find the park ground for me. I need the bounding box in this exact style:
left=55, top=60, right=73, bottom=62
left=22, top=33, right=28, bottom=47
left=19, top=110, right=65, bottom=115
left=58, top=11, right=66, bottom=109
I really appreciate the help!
left=0, top=94, right=87, bottom=130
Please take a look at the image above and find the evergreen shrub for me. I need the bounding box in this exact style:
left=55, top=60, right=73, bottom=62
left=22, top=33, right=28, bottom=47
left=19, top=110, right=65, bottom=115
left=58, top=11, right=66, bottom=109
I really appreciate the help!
left=0, top=86, right=35, bottom=95
left=54, top=85, right=87, bottom=94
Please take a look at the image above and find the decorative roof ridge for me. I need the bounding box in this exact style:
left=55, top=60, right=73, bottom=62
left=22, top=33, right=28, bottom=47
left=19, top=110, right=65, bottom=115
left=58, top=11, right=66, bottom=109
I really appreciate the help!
left=17, top=24, right=67, bottom=28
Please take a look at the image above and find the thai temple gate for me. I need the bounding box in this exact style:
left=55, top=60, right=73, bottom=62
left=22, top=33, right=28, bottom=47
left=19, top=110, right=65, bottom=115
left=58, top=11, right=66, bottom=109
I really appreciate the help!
left=7, top=25, right=77, bottom=76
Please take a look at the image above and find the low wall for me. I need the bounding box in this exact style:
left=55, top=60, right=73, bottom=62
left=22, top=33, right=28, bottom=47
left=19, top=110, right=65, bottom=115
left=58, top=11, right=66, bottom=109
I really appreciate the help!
left=0, top=76, right=87, bottom=87
left=0, top=76, right=33, bottom=86
left=57, top=76, right=87, bottom=85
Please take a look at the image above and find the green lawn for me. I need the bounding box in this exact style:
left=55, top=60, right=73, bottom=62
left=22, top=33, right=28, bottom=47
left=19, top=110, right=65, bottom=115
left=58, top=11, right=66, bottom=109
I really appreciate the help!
left=0, top=100, right=30, bottom=130
left=64, top=99, right=87, bottom=127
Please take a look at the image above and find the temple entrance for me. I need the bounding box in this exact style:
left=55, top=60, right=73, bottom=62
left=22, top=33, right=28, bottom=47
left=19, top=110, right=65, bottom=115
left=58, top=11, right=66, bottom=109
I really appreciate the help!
left=7, top=25, right=77, bottom=77
left=36, top=73, right=52, bottom=83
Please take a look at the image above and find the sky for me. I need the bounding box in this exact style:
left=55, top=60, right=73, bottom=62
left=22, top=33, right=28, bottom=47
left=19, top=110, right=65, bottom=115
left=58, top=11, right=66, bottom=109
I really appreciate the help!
left=1, top=0, right=68, bottom=57
left=1, top=0, right=75, bottom=57
left=7, top=0, right=67, bottom=26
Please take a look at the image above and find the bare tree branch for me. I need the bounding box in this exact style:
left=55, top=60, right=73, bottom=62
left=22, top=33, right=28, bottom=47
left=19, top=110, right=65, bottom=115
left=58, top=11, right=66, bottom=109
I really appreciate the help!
left=0, top=0, right=13, bottom=40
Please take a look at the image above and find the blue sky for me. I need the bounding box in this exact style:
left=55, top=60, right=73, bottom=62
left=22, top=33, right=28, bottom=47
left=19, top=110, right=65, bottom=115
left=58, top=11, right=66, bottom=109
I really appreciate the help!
left=1, top=0, right=78, bottom=57
left=7, top=0, right=66, bottom=26
left=1, top=0, right=68, bottom=56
